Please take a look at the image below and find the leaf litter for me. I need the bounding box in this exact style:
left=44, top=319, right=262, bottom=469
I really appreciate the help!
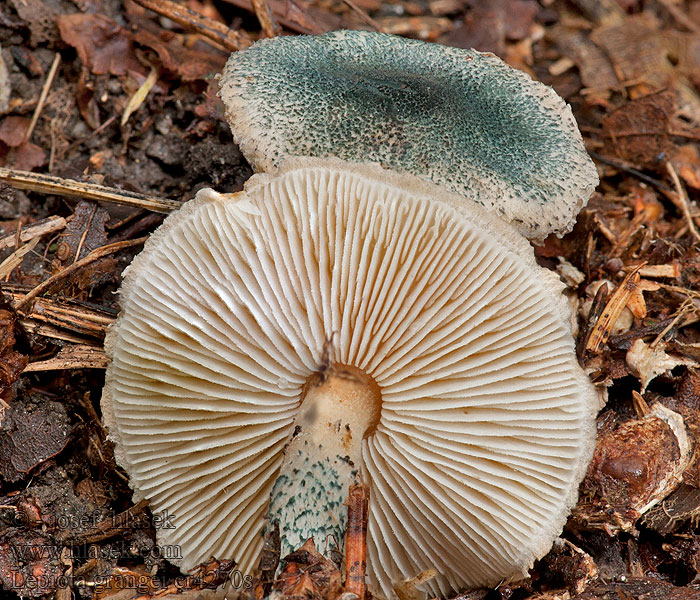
left=2, top=0, right=700, bottom=599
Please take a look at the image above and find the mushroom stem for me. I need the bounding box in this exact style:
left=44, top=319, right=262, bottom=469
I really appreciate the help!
left=268, top=365, right=381, bottom=561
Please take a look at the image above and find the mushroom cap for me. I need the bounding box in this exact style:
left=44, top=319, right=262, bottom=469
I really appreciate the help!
left=102, top=158, right=597, bottom=598
left=218, top=30, right=599, bottom=242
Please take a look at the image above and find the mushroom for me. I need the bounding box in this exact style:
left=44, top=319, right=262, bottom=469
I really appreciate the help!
left=218, top=30, right=599, bottom=242
left=102, top=158, right=597, bottom=598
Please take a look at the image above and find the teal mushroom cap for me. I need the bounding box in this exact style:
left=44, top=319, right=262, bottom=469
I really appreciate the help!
left=219, top=30, right=599, bottom=242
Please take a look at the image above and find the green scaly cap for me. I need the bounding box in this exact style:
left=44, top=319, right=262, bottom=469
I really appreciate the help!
left=219, top=30, right=598, bottom=242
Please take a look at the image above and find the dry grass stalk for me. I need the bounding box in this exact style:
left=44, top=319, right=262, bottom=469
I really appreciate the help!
left=121, top=67, right=159, bottom=127
left=24, top=53, right=61, bottom=143
left=651, top=300, right=694, bottom=349
left=0, top=167, right=179, bottom=213
left=666, top=161, right=700, bottom=243
left=393, top=569, right=438, bottom=600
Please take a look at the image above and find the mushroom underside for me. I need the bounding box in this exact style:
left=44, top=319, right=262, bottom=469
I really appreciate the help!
left=102, top=161, right=597, bottom=599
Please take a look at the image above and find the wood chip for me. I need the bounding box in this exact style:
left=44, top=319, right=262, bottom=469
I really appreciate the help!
left=586, top=265, right=644, bottom=354
left=642, top=484, right=700, bottom=535
left=23, top=344, right=108, bottom=372
left=549, top=56, right=575, bottom=76
left=623, top=263, right=682, bottom=278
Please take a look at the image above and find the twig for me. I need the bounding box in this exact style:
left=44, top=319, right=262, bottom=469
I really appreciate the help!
left=251, top=0, right=282, bottom=37
left=0, top=167, right=180, bottom=213
left=3, top=285, right=115, bottom=341
left=394, top=570, right=437, bottom=600
left=0, top=216, right=67, bottom=251
left=341, top=0, right=385, bottom=32
left=655, top=0, right=700, bottom=33
left=345, top=484, right=369, bottom=600
left=130, top=0, right=252, bottom=51
left=657, top=283, right=700, bottom=300
left=589, top=151, right=671, bottom=192
left=66, top=116, right=117, bottom=152
left=24, top=53, right=61, bottom=143
left=73, top=204, right=97, bottom=264
left=14, top=236, right=148, bottom=314
left=666, top=161, right=700, bottom=243
left=586, top=264, right=646, bottom=354
left=56, top=499, right=150, bottom=544
left=651, top=301, right=693, bottom=349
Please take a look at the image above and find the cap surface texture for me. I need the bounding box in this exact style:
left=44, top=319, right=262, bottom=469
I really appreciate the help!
left=102, top=159, right=597, bottom=598
left=219, top=31, right=599, bottom=241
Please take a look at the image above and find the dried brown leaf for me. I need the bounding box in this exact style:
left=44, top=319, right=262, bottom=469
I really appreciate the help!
left=277, top=538, right=343, bottom=600
left=60, top=202, right=110, bottom=264
left=0, top=399, right=70, bottom=482
left=6, top=141, right=46, bottom=172
left=444, top=3, right=506, bottom=54
left=601, top=90, right=676, bottom=169
left=76, top=69, right=100, bottom=130
left=626, top=339, right=697, bottom=391
left=221, top=0, right=337, bottom=34
left=590, top=12, right=672, bottom=96
left=0, top=307, right=28, bottom=401
left=0, top=117, right=29, bottom=147
left=56, top=13, right=144, bottom=77
left=130, top=25, right=227, bottom=82
left=553, top=26, right=619, bottom=95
